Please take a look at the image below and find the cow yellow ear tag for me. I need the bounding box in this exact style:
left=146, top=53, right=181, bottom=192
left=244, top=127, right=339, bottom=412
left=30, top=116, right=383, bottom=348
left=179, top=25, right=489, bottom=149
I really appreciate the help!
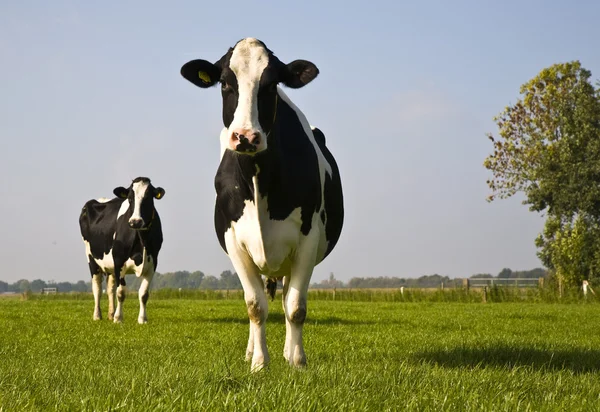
left=198, top=71, right=211, bottom=84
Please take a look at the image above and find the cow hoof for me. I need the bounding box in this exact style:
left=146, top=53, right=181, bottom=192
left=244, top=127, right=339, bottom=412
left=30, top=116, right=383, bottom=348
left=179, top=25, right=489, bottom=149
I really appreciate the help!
left=250, top=355, right=269, bottom=372
left=250, top=361, right=267, bottom=373
left=93, top=316, right=102, bottom=321
left=291, top=349, right=306, bottom=368
left=138, top=317, right=147, bottom=324
left=113, top=317, right=123, bottom=324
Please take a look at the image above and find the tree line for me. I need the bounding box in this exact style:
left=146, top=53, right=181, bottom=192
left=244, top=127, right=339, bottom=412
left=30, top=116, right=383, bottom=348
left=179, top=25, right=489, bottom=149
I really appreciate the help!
left=0, top=270, right=241, bottom=293
left=0, top=268, right=548, bottom=293
left=310, top=268, right=547, bottom=289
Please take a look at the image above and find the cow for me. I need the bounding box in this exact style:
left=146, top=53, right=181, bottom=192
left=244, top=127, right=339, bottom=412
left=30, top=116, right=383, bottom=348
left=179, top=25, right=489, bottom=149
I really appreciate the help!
left=181, top=38, right=344, bottom=371
left=79, top=177, right=165, bottom=324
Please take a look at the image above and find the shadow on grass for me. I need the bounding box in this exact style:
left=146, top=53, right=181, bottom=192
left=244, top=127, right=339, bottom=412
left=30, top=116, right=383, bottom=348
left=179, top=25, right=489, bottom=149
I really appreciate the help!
left=196, top=313, right=375, bottom=325
left=416, top=345, right=600, bottom=373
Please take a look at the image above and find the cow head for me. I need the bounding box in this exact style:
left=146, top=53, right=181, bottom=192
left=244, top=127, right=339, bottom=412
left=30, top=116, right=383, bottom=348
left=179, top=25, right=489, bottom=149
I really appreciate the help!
left=113, top=177, right=165, bottom=230
left=181, top=38, right=319, bottom=155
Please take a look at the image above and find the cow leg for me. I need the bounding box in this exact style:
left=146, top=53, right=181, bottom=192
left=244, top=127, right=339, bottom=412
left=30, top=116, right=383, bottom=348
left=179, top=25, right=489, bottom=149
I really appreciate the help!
left=283, top=233, right=319, bottom=367
left=92, top=273, right=103, bottom=320
left=137, top=271, right=153, bottom=324
left=246, top=321, right=254, bottom=362
left=106, top=274, right=117, bottom=320
left=114, top=272, right=126, bottom=323
left=226, top=243, right=269, bottom=371
left=244, top=275, right=269, bottom=372
left=282, top=275, right=291, bottom=362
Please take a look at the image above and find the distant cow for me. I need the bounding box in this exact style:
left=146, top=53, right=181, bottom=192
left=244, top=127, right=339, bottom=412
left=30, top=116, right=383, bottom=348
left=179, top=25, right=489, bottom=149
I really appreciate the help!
left=79, top=177, right=165, bottom=323
left=181, top=38, right=344, bottom=371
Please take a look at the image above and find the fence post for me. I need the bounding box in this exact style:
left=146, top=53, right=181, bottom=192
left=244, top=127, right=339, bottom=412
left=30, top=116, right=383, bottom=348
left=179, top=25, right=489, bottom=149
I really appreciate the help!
left=538, top=277, right=544, bottom=289
left=400, top=286, right=404, bottom=298
left=333, top=287, right=336, bottom=301
left=583, top=280, right=588, bottom=298
left=482, top=286, right=488, bottom=303
left=463, top=278, right=470, bottom=292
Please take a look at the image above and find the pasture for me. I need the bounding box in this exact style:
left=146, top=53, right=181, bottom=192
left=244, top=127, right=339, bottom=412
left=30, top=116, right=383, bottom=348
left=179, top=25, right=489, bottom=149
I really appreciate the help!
left=1, top=297, right=600, bottom=411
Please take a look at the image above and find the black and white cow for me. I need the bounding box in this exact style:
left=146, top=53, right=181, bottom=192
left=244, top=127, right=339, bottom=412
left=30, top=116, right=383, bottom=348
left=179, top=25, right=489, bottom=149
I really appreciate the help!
left=79, top=177, right=165, bottom=324
left=181, top=38, right=344, bottom=371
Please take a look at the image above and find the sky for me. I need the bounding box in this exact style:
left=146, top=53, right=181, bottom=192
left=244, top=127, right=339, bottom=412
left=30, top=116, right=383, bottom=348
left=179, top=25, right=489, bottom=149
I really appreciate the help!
left=1, top=0, right=600, bottom=284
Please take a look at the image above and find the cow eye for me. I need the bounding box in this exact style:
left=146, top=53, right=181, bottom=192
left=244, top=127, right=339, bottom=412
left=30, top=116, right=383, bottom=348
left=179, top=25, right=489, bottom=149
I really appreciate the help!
left=221, top=82, right=232, bottom=92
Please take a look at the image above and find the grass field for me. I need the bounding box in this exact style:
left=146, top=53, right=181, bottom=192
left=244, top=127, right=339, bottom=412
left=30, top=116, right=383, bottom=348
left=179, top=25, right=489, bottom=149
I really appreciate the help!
left=1, top=297, right=600, bottom=411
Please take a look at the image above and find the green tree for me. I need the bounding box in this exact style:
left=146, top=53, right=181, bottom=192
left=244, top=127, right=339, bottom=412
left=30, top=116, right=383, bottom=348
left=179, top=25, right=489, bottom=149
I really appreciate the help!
left=219, top=270, right=241, bottom=289
left=200, top=276, right=219, bottom=290
left=485, top=61, right=600, bottom=286
left=535, top=215, right=600, bottom=286
left=30, top=279, right=47, bottom=292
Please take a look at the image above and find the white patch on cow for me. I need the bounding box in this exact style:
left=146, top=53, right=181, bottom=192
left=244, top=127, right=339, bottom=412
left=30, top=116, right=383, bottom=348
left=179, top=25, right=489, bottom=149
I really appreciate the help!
left=228, top=38, right=270, bottom=139
left=226, top=175, right=303, bottom=276
left=96, top=197, right=111, bottom=203
left=130, top=180, right=149, bottom=223
left=117, top=199, right=130, bottom=220
left=93, top=248, right=116, bottom=274
left=83, top=238, right=92, bottom=263
left=219, top=127, right=230, bottom=159
left=120, top=253, right=153, bottom=278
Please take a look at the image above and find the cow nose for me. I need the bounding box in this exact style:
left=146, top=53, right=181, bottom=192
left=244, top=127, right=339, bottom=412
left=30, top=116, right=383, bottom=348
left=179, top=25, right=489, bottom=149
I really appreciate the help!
left=129, top=218, right=144, bottom=229
left=231, top=129, right=261, bottom=152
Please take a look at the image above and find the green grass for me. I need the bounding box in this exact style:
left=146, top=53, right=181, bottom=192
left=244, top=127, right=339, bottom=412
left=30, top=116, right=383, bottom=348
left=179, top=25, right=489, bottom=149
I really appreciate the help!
left=1, top=298, right=600, bottom=411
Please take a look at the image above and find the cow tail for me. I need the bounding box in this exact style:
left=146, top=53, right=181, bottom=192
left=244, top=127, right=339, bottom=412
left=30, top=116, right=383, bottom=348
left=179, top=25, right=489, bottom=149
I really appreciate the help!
left=266, top=279, right=277, bottom=301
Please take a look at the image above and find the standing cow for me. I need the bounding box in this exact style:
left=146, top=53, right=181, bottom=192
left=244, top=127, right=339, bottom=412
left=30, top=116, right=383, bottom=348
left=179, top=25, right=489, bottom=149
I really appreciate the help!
left=181, top=38, right=344, bottom=371
left=79, top=177, right=165, bottom=324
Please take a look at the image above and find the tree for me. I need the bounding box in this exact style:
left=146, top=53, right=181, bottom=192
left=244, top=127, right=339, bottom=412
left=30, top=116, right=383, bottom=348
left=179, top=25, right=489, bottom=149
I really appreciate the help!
left=535, top=215, right=600, bottom=286
left=15, top=279, right=31, bottom=293
left=30, top=279, right=47, bottom=292
left=219, top=270, right=241, bottom=289
left=497, top=268, right=513, bottom=279
left=200, top=276, right=219, bottom=290
left=485, top=61, right=600, bottom=286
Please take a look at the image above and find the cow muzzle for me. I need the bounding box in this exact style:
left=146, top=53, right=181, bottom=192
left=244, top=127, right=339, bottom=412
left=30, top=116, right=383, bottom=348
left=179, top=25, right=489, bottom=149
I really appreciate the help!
left=129, top=218, right=145, bottom=229
left=230, top=129, right=264, bottom=154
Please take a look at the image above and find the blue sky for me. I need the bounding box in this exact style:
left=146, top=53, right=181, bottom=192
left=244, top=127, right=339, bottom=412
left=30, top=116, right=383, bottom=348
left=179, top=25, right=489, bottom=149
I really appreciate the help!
left=1, top=1, right=599, bottom=283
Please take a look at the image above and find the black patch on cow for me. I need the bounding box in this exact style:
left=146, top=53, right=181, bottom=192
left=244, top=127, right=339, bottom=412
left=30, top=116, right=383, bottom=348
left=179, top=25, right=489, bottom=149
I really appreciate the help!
left=79, top=177, right=164, bottom=284
left=313, top=127, right=344, bottom=258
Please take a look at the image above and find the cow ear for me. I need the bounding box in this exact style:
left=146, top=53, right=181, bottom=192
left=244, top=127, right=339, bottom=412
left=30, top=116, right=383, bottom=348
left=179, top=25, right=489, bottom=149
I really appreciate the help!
left=281, top=60, right=319, bottom=89
left=154, top=187, right=165, bottom=200
left=181, top=59, right=220, bottom=88
left=113, top=187, right=128, bottom=199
